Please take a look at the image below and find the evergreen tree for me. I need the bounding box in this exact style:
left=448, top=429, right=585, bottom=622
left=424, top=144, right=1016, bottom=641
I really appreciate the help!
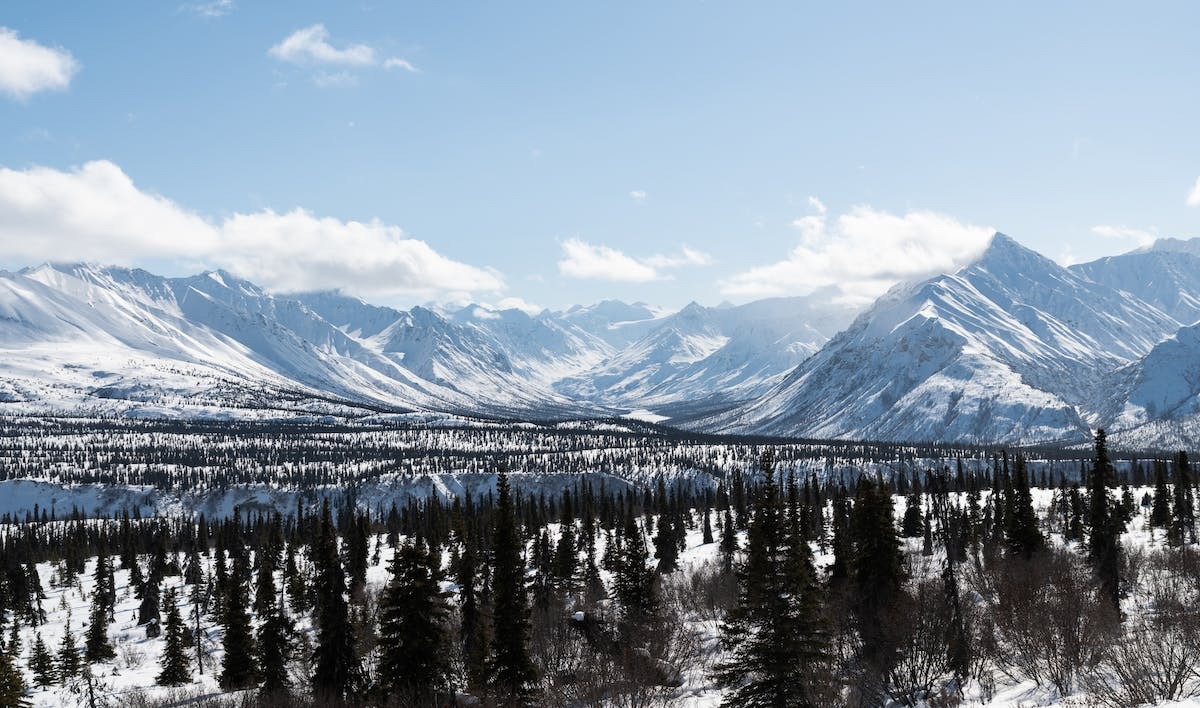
left=1088, top=429, right=1121, bottom=609
left=487, top=472, right=537, bottom=703
left=219, top=553, right=258, bottom=690
left=614, top=512, right=659, bottom=642
left=714, top=452, right=832, bottom=706
left=901, top=493, right=924, bottom=537
left=1150, top=462, right=1172, bottom=529
left=1004, top=454, right=1044, bottom=559
left=157, top=587, right=191, bottom=686
left=254, top=550, right=277, bottom=616
left=0, top=646, right=29, bottom=708
left=719, top=507, right=737, bottom=572
left=311, top=499, right=360, bottom=699
left=943, top=560, right=970, bottom=689
left=702, top=499, right=715, bottom=545
left=58, top=619, right=81, bottom=682
left=850, top=477, right=906, bottom=673
left=84, top=582, right=116, bottom=662
left=1171, top=451, right=1195, bottom=545
left=653, top=510, right=679, bottom=573
left=29, top=633, right=56, bottom=689
left=377, top=540, right=450, bottom=703
left=256, top=596, right=294, bottom=697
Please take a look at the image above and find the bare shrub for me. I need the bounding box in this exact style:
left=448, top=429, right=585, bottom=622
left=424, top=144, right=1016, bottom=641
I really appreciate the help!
left=989, top=549, right=1117, bottom=695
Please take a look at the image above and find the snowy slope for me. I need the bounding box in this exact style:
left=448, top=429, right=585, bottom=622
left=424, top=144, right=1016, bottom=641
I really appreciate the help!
left=1072, top=246, right=1200, bottom=325
left=556, top=295, right=856, bottom=412
left=701, top=234, right=1183, bottom=444
left=1100, top=321, right=1200, bottom=447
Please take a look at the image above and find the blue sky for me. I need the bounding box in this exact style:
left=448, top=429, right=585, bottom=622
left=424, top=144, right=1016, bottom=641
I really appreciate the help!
left=1, top=1, right=1198, bottom=311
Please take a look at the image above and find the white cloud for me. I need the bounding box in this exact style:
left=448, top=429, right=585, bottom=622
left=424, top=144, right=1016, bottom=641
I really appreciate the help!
left=644, top=246, right=712, bottom=269
left=0, top=27, right=79, bottom=101
left=807, top=196, right=827, bottom=215
left=629, top=190, right=647, bottom=203
left=493, top=297, right=545, bottom=315
left=559, top=239, right=659, bottom=282
left=558, top=239, right=710, bottom=282
left=0, top=160, right=503, bottom=299
left=1188, top=176, right=1200, bottom=207
left=269, top=25, right=376, bottom=66
left=269, top=25, right=419, bottom=86
left=183, top=0, right=234, bottom=18
left=721, top=206, right=993, bottom=305
left=1091, top=224, right=1157, bottom=249
left=383, top=57, right=419, bottom=73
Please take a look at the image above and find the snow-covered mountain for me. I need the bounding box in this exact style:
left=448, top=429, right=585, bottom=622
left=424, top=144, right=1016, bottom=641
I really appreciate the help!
left=1071, top=246, right=1200, bottom=325
left=555, top=294, right=856, bottom=411
left=7, top=233, right=1200, bottom=447
left=699, top=234, right=1187, bottom=445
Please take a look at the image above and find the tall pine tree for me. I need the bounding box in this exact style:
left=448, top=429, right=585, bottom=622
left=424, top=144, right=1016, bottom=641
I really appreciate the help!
left=487, top=471, right=537, bottom=703
left=311, top=498, right=361, bottom=699
left=377, top=539, right=450, bottom=703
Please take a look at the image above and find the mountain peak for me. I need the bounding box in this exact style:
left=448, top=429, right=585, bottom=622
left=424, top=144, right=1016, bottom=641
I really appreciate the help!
left=970, top=232, right=1058, bottom=274
left=1147, top=236, right=1200, bottom=258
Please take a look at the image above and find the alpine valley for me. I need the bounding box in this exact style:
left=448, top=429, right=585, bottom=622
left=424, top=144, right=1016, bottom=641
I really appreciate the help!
left=3, top=232, right=1200, bottom=448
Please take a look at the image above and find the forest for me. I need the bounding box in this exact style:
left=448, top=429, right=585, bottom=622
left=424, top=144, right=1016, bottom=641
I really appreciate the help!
left=0, top=425, right=1196, bottom=706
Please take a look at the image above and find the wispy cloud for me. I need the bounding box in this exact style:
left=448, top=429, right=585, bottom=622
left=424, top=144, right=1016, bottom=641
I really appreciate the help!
left=558, top=239, right=711, bottom=282
left=1188, top=176, right=1200, bottom=207
left=1091, top=224, right=1157, bottom=249
left=182, top=0, right=234, bottom=18
left=383, top=57, right=419, bottom=73
left=0, top=27, right=79, bottom=101
left=629, top=190, right=647, bottom=203
left=721, top=203, right=993, bottom=305
left=269, top=24, right=418, bottom=86
left=0, top=160, right=503, bottom=300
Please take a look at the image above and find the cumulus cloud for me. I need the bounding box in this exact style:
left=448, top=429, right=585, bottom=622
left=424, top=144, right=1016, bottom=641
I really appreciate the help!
left=269, top=25, right=418, bottom=85
left=0, top=27, right=79, bottom=101
left=1091, top=224, right=1157, bottom=249
left=558, top=239, right=711, bottom=282
left=0, top=160, right=502, bottom=299
left=269, top=24, right=376, bottom=66
left=721, top=205, right=993, bottom=305
left=1188, top=176, right=1200, bottom=207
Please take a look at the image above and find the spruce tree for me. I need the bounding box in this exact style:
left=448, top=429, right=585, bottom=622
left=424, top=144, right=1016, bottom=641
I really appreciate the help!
left=1171, top=451, right=1195, bottom=545
left=1088, top=429, right=1121, bottom=609
left=377, top=540, right=449, bottom=703
left=613, top=511, right=658, bottom=642
left=1150, top=462, right=1172, bottom=529
left=58, top=619, right=81, bottom=682
left=257, top=596, right=294, bottom=697
left=653, top=511, right=679, bottom=573
left=311, top=498, right=360, bottom=699
left=1004, top=454, right=1044, bottom=559
left=29, top=633, right=56, bottom=689
left=702, top=499, right=715, bottom=545
left=219, top=553, right=258, bottom=690
left=84, top=582, right=116, bottom=662
left=901, top=493, right=924, bottom=537
left=850, top=477, right=905, bottom=672
left=0, top=646, right=28, bottom=708
left=157, top=587, right=191, bottom=686
left=486, top=472, right=537, bottom=703
left=714, top=453, right=832, bottom=706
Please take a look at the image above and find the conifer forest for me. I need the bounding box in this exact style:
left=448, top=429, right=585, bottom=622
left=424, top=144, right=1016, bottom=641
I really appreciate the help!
left=0, top=418, right=1197, bottom=706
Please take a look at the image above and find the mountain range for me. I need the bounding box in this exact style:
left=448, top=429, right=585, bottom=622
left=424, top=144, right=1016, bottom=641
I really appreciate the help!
left=2, top=233, right=1200, bottom=448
